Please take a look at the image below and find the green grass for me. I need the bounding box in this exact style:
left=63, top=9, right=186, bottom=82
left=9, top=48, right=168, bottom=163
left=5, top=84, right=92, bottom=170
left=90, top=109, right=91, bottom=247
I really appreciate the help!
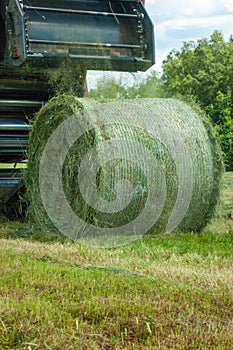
left=0, top=173, right=232, bottom=349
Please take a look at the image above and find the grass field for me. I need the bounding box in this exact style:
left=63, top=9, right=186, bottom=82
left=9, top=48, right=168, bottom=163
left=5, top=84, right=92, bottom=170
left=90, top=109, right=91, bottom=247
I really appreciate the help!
left=0, top=173, right=232, bottom=349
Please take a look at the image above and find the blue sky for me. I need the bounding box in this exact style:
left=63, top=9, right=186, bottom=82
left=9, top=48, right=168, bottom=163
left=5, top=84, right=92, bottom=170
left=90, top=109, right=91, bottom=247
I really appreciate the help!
left=87, top=0, right=233, bottom=86
left=147, top=0, right=233, bottom=69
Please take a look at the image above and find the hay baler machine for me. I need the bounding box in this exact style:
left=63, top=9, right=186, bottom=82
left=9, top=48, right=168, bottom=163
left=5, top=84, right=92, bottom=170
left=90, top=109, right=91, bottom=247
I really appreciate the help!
left=0, top=0, right=154, bottom=206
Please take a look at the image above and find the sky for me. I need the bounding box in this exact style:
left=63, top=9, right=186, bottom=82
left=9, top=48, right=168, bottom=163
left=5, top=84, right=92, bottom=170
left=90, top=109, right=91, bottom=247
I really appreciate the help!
left=87, top=0, right=233, bottom=87
left=147, top=0, right=233, bottom=69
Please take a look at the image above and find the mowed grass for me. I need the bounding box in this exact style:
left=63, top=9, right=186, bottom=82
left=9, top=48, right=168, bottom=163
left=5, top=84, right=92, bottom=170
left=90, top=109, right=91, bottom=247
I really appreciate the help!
left=0, top=173, right=232, bottom=350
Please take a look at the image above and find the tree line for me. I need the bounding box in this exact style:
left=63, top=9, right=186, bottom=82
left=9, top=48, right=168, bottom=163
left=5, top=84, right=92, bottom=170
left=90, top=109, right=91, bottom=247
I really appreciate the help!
left=89, top=31, right=233, bottom=170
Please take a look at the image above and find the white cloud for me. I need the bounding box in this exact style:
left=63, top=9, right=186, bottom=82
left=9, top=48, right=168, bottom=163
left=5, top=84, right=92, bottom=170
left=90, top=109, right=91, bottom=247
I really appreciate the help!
left=159, top=14, right=233, bottom=31
left=223, top=0, right=233, bottom=12
left=147, top=0, right=218, bottom=22
left=181, top=8, right=193, bottom=16
left=145, top=0, right=156, bottom=4
left=146, top=0, right=233, bottom=23
left=180, top=0, right=215, bottom=16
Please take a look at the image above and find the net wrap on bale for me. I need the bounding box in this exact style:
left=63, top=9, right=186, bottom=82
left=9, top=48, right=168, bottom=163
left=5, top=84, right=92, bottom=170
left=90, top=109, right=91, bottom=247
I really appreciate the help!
left=26, top=95, right=223, bottom=247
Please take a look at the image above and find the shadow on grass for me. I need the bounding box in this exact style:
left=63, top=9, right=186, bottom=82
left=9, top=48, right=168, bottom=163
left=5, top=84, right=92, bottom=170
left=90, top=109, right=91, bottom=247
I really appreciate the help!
left=0, top=216, right=233, bottom=260
left=0, top=218, right=71, bottom=244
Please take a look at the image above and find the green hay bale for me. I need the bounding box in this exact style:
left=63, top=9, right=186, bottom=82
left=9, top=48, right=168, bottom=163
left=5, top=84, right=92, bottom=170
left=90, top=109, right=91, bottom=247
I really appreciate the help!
left=25, top=95, right=223, bottom=246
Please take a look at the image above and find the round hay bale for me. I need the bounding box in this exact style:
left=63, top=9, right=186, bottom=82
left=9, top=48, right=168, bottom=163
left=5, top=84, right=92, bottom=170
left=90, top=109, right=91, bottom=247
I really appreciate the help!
left=25, top=95, right=223, bottom=247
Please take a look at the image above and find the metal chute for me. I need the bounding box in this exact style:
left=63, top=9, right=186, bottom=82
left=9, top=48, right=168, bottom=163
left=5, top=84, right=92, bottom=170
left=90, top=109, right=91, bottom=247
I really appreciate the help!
left=5, top=0, right=155, bottom=71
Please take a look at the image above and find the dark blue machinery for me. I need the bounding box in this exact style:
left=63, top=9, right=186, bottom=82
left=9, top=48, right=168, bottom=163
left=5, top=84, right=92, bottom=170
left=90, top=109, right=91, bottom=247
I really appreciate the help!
left=0, top=0, right=154, bottom=205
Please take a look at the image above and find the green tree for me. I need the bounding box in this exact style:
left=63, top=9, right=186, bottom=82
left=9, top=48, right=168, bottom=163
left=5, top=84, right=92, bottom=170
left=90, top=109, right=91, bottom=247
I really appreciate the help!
left=89, top=76, right=129, bottom=99
left=89, top=72, right=165, bottom=99
left=162, top=31, right=233, bottom=169
left=136, top=71, right=165, bottom=98
left=206, top=89, right=233, bottom=169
